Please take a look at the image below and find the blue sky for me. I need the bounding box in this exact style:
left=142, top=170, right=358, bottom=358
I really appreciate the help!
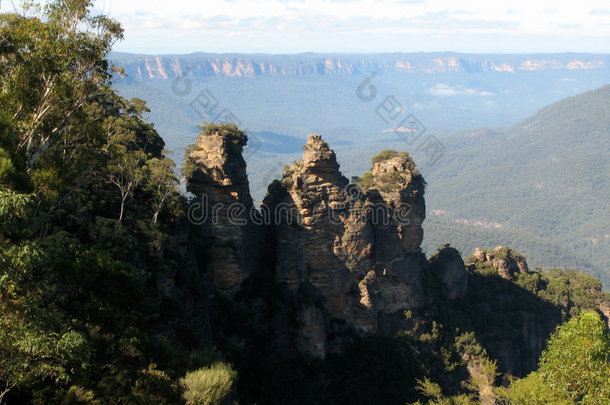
left=91, top=0, right=610, bottom=54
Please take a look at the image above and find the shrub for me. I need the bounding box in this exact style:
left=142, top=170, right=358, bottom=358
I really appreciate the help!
left=370, top=150, right=414, bottom=169
left=371, top=149, right=400, bottom=165
left=503, top=310, right=610, bottom=404
left=131, top=364, right=182, bottom=405
left=180, top=362, right=237, bottom=405
left=356, top=172, right=375, bottom=189
left=197, top=123, right=246, bottom=140
left=537, top=310, right=610, bottom=403
left=500, top=373, right=569, bottom=405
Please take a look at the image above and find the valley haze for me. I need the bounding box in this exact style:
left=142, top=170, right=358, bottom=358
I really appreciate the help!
left=111, top=51, right=610, bottom=288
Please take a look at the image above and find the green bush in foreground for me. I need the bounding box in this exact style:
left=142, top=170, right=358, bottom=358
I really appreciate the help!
left=414, top=311, right=610, bottom=404
left=503, top=310, right=610, bottom=404
left=180, top=362, right=237, bottom=405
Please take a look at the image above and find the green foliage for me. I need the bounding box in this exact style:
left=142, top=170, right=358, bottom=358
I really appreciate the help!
left=407, top=330, right=497, bottom=405
left=197, top=123, right=246, bottom=144
left=0, top=188, right=31, bottom=236
left=180, top=362, right=237, bottom=405
left=181, top=141, right=201, bottom=180
left=412, top=378, right=475, bottom=405
left=536, top=269, right=609, bottom=318
left=0, top=0, right=123, bottom=170
left=0, top=116, right=29, bottom=190
left=500, top=372, right=569, bottom=405
left=434, top=247, right=610, bottom=405
left=0, top=290, right=89, bottom=402
left=483, top=246, right=514, bottom=260
left=514, top=270, right=545, bottom=294
left=356, top=149, right=422, bottom=192
left=0, top=3, right=193, bottom=403
left=371, top=149, right=401, bottom=165
left=503, top=310, right=610, bottom=404
left=356, top=171, right=375, bottom=189
left=454, top=332, right=486, bottom=360
left=130, top=365, right=182, bottom=405
left=537, top=311, right=610, bottom=402
left=464, top=357, right=498, bottom=405
left=143, top=155, right=179, bottom=223
left=60, top=385, right=101, bottom=405
left=369, top=149, right=412, bottom=166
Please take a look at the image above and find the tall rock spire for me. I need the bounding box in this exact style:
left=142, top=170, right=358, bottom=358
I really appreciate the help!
left=263, top=136, right=427, bottom=358
left=186, top=125, right=259, bottom=295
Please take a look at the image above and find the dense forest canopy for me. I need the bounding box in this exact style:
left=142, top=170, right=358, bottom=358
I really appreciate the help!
left=0, top=1, right=196, bottom=403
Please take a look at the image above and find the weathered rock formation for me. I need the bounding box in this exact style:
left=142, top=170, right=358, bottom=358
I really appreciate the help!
left=262, top=135, right=427, bottom=357
left=187, top=131, right=431, bottom=358
left=186, top=126, right=261, bottom=295
left=185, top=128, right=609, bottom=380
left=466, top=246, right=529, bottom=281
left=429, top=244, right=468, bottom=300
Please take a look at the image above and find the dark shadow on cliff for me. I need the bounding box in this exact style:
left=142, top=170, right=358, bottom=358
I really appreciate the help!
left=423, top=261, right=563, bottom=378
left=205, top=187, right=428, bottom=404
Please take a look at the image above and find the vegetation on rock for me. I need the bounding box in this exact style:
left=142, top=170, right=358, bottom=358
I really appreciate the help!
left=357, top=149, right=423, bottom=192
left=180, top=363, right=237, bottom=405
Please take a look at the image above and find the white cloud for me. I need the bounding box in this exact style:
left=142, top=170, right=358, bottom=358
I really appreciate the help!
left=427, top=84, right=494, bottom=96
left=93, top=0, right=610, bottom=53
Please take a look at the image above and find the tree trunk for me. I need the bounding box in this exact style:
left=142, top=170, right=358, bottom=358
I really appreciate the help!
left=119, top=194, right=127, bottom=222
left=152, top=194, right=167, bottom=224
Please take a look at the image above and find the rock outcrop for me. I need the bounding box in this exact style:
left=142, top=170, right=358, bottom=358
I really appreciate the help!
left=262, top=135, right=427, bottom=357
left=186, top=130, right=434, bottom=357
left=466, top=246, right=529, bottom=281
left=181, top=126, right=610, bottom=394
left=186, top=125, right=261, bottom=295
left=461, top=247, right=561, bottom=375
left=184, top=127, right=610, bottom=381
left=429, top=245, right=468, bottom=300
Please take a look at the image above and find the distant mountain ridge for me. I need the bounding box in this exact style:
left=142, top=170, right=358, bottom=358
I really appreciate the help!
left=112, top=51, right=610, bottom=147
left=110, top=52, right=610, bottom=79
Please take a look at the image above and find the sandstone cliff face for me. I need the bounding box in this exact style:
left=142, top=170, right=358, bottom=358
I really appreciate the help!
left=186, top=127, right=260, bottom=295
left=461, top=247, right=560, bottom=375
left=111, top=54, right=608, bottom=80
left=262, top=134, right=427, bottom=357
